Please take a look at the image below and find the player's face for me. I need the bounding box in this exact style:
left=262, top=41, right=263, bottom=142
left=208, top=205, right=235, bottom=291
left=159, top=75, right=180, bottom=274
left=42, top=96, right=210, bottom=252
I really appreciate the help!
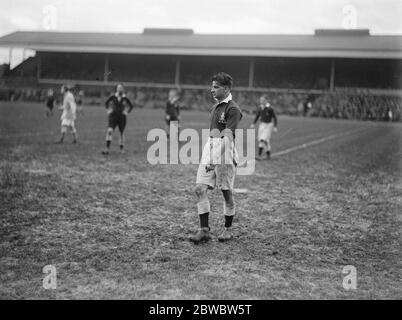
left=116, top=85, right=124, bottom=95
left=260, top=97, right=267, bottom=106
left=169, top=90, right=177, bottom=101
left=60, top=86, right=66, bottom=94
left=211, top=81, right=229, bottom=101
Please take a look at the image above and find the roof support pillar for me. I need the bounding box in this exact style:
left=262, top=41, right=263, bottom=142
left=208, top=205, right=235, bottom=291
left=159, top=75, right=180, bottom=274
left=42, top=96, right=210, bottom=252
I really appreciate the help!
left=330, top=58, right=335, bottom=91
left=175, top=57, right=181, bottom=86
left=37, top=52, right=41, bottom=80
left=104, top=54, right=109, bottom=82
left=248, top=57, right=255, bottom=88
left=8, top=47, right=13, bottom=66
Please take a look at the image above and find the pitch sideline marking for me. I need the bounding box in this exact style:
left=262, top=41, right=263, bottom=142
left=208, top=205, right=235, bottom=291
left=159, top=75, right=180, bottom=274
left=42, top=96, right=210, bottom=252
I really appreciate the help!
left=270, top=127, right=369, bottom=158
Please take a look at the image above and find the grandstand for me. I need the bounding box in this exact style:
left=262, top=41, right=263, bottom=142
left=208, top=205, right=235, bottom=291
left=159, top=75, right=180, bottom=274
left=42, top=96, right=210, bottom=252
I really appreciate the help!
left=0, top=28, right=401, bottom=120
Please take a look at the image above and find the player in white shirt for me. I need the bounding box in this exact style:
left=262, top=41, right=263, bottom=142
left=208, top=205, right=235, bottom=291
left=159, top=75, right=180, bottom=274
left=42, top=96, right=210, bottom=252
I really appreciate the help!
left=56, top=84, right=78, bottom=144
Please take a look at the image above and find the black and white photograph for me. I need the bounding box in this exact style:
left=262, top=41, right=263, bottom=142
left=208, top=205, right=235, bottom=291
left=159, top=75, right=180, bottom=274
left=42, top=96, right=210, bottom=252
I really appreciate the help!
left=0, top=0, right=401, bottom=305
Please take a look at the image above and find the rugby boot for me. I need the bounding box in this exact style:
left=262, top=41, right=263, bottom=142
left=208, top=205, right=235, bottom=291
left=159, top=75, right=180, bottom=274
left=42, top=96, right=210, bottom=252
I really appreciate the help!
left=218, top=227, right=233, bottom=242
left=189, top=227, right=211, bottom=244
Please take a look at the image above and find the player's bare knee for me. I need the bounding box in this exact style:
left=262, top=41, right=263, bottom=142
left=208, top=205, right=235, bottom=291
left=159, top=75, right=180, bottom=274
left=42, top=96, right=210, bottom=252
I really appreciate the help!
left=195, top=184, right=207, bottom=199
left=223, top=200, right=235, bottom=216
left=106, top=128, right=113, bottom=139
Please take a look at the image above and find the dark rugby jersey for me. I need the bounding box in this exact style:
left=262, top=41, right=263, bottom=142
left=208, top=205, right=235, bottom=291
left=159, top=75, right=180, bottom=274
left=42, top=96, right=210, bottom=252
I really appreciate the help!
left=105, top=94, right=134, bottom=116
left=253, top=106, right=277, bottom=126
left=166, top=100, right=180, bottom=119
left=210, top=99, right=242, bottom=140
left=46, top=96, right=55, bottom=109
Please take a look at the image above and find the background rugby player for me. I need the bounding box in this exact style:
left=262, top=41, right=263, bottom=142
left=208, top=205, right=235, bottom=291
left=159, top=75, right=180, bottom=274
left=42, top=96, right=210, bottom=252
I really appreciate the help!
left=45, top=88, right=55, bottom=117
left=56, top=84, right=77, bottom=144
left=251, top=95, right=278, bottom=160
left=102, top=84, right=134, bottom=154
left=165, top=89, right=181, bottom=139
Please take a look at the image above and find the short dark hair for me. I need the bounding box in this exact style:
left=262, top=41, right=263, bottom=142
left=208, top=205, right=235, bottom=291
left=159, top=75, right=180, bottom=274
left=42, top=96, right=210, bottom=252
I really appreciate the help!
left=211, top=72, right=233, bottom=88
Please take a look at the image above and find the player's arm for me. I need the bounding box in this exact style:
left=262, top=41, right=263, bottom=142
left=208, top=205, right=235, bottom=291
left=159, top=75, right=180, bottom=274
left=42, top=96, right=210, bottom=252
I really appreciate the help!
left=176, top=103, right=181, bottom=121
left=251, top=108, right=260, bottom=128
left=105, top=96, right=113, bottom=113
left=272, top=108, right=278, bottom=131
left=223, top=107, right=242, bottom=141
left=124, top=97, right=134, bottom=113
left=59, top=96, right=68, bottom=110
left=69, top=95, right=77, bottom=114
left=165, top=101, right=171, bottom=120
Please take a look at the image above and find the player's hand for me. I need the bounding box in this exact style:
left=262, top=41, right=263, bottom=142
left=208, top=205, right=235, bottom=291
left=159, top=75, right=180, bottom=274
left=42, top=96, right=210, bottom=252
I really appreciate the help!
left=273, top=127, right=278, bottom=133
left=123, top=109, right=128, bottom=116
left=205, top=164, right=216, bottom=172
left=178, top=115, right=181, bottom=121
left=107, top=108, right=112, bottom=114
left=250, top=123, right=255, bottom=129
left=165, top=115, right=170, bottom=121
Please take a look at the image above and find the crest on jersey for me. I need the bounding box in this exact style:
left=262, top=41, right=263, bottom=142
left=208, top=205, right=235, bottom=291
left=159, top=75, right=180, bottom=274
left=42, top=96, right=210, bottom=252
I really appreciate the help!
left=218, top=112, right=226, bottom=124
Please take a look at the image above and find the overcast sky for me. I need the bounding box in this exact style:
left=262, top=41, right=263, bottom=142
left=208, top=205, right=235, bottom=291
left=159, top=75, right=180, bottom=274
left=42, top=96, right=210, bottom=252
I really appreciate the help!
left=1, top=0, right=402, bottom=64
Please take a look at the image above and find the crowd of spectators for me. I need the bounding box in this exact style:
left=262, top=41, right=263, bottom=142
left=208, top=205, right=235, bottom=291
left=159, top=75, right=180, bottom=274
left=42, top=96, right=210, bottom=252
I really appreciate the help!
left=310, top=90, right=401, bottom=121
left=1, top=84, right=400, bottom=122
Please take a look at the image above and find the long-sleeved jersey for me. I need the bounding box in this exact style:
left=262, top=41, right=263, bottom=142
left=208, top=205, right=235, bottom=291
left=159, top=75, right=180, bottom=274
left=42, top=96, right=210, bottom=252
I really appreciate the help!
left=166, top=99, right=180, bottom=120
left=46, top=94, right=55, bottom=109
left=210, top=95, right=242, bottom=141
left=253, top=105, right=277, bottom=126
left=105, top=93, right=134, bottom=116
left=60, top=91, right=77, bottom=121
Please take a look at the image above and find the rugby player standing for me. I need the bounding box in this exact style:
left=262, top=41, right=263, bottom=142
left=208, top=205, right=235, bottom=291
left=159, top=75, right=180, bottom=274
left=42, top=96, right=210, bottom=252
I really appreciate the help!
left=102, top=84, right=134, bottom=154
left=251, top=95, right=277, bottom=160
left=189, top=72, right=242, bottom=244
left=55, top=84, right=77, bottom=144
left=45, top=88, right=55, bottom=117
left=165, top=89, right=181, bottom=139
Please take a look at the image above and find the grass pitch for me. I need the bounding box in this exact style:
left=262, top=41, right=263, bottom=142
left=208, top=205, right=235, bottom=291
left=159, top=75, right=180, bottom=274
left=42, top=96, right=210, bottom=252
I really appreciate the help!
left=0, top=102, right=401, bottom=299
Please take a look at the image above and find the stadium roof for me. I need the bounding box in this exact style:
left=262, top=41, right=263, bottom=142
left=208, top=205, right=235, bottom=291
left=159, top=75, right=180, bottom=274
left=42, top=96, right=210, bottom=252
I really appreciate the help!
left=0, top=29, right=402, bottom=59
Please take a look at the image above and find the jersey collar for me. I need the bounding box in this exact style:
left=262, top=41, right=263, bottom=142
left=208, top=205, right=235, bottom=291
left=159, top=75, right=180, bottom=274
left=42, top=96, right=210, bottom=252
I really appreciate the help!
left=261, top=102, right=271, bottom=109
left=217, top=93, right=232, bottom=105
left=115, top=93, right=126, bottom=99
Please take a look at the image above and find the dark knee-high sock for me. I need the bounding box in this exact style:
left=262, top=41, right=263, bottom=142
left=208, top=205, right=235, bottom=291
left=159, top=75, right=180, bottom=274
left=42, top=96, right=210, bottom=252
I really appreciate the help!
left=225, top=215, right=233, bottom=228
left=200, top=213, right=209, bottom=229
